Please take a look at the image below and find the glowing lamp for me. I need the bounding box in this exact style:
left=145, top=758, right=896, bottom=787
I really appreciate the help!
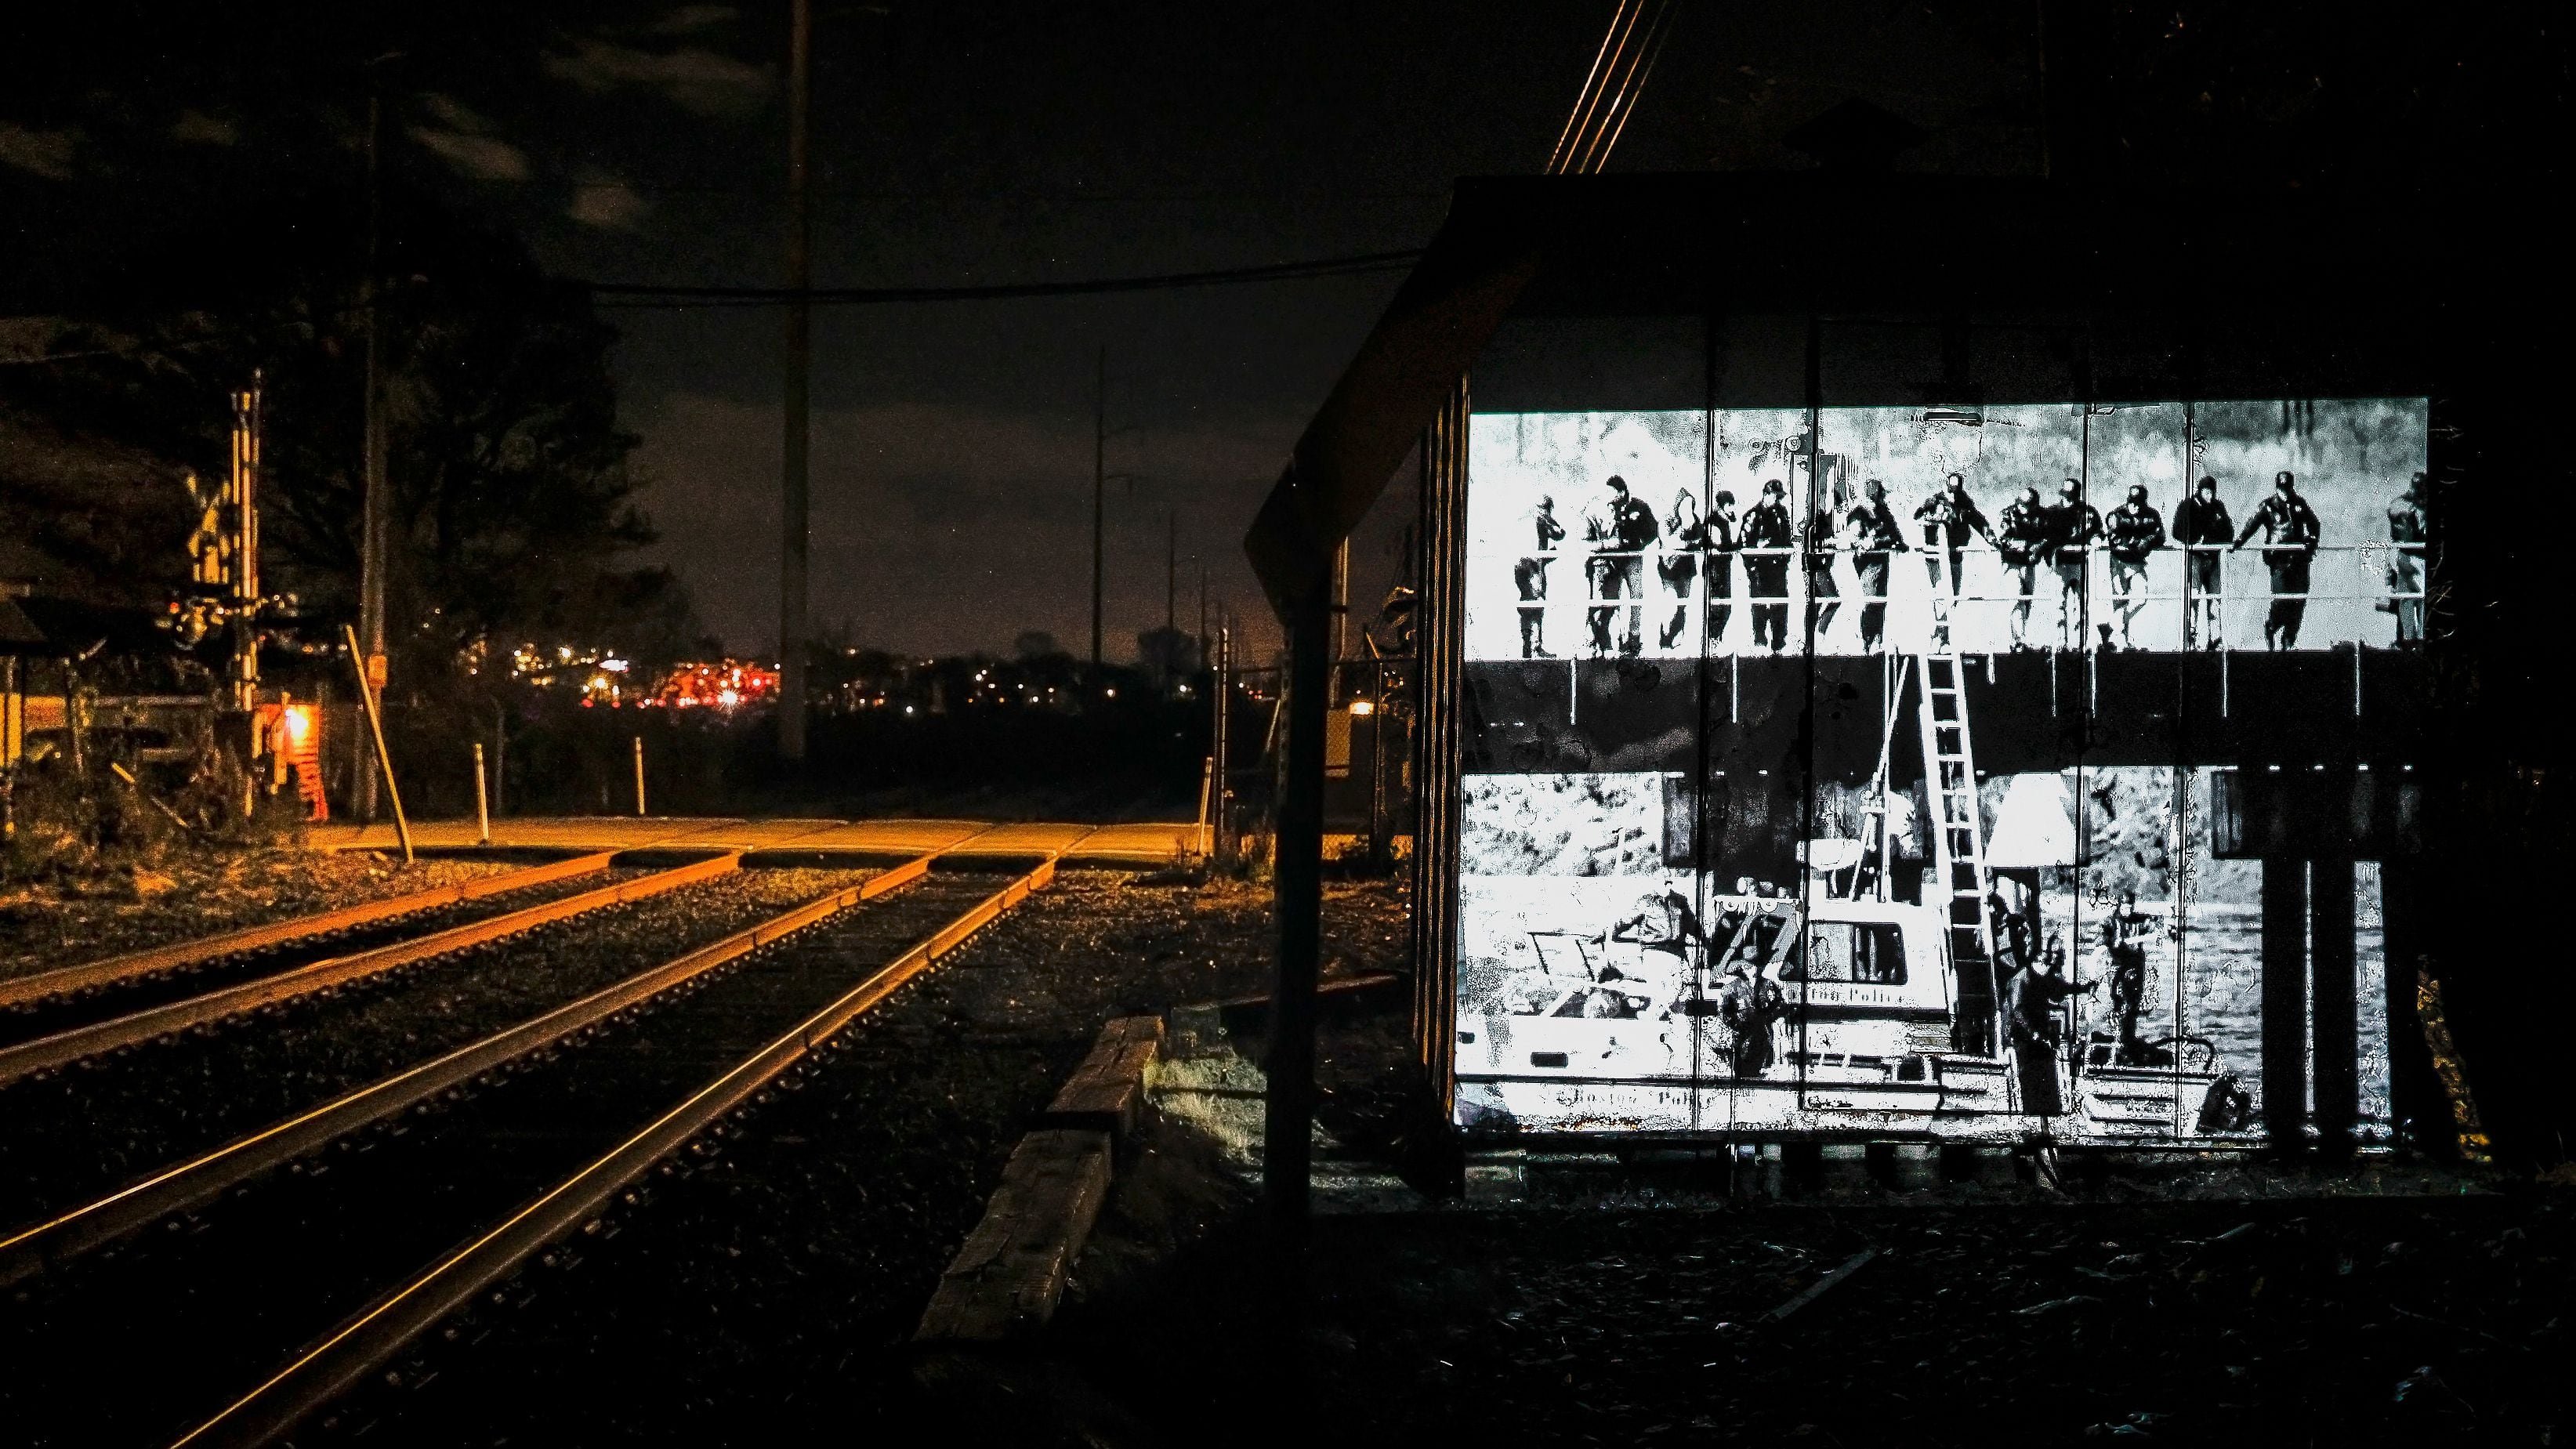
left=1349, top=697, right=1375, bottom=716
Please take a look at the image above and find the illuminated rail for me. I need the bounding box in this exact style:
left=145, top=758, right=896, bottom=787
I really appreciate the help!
left=0, top=842, right=975, bottom=1289
left=168, top=851, right=1060, bottom=1449
left=0, top=852, right=616, bottom=1012
left=0, top=853, right=741, bottom=1089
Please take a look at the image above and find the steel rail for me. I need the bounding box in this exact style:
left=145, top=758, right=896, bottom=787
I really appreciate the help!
left=0, top=853, right=947, bottom=1288
left=172, top=854, right=1059, bottom=1449
left=0, top=853, right=617, bottom=1012
left=0, top=854, right=740, bottom=1090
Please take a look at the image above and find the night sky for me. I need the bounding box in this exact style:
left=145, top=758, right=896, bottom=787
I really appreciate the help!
left=4, top=2, right=2042, bottom=660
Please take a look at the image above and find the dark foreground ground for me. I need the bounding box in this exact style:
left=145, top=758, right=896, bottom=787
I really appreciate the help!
left=1056, top=1179, right=2568, bottom=1447
left=5, top=849, right=2560, bottom=1447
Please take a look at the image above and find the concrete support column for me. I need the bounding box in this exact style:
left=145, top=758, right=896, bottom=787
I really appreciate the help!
left=2259, top=857, right=2309, bottom=1155
left=2379, top=857, right=2444, bottom=1155
left=2310, top=857, right=2358, bottom=1158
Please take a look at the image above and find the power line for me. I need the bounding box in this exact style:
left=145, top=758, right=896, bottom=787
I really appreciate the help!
left=581, top=248, right=1422, bottom=308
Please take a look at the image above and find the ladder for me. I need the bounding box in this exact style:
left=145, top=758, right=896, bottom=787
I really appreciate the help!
left=1915, top=651, right=1999, bottom=1049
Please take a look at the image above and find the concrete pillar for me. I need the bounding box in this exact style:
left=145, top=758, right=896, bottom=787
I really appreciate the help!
left=2379, top=857, right=2445, bottom=1155
left=2310, top=857, right=2358, bottom=1158
left=2260, top=857, right=2309, bottom=1156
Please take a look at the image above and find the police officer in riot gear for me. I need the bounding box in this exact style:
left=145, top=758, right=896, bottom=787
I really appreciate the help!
left=1658, top=489, right=1704, bottom=650
left=1995, top=484, right=2052, bottom=650
left=1742, top=480, right=1795, bottom=653
left=1516, top=494, right=1565, bottom=659
left=2175, top=476, right=2234, bottom=650
left=2234, top=469, right=2322, bottom=650
left=2388, top=471, right=2427, bottom=647
left=1848, top=478, right=1908, bottom=652
left=2042, top=478, right=2104, bottom=651
left=1804, top=488, right=1844, bottom=643
left=1585, top=474, right=1660, bottom=657
left=2103, top=484, right=2167, bottom=650
left=1913, top=472, right=1994, bottom=646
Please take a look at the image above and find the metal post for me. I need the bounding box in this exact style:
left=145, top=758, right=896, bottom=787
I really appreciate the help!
left=1092, top=346, right=1106, bottom=671
left=777, top=0, right=813, bottom=763
left=2310, top=856, right=2358, bottom=1158
left=632, top=734, right=647, bottom=817
left=1266, top=588, right=1330, bottom=1231
left=1213, top=624, right=1231, bottom=863
left=2259, top=857, right=2307, bottom=1156
left=344, top=625, right=411, bottom=864
left=1329, top=538, right=1350, bottom=688
left=357, top=93, right=387, bottom=824
left=473, top=741, right=491, bottom=845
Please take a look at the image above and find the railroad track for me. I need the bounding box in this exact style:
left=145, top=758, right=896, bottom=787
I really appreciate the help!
left=0, top=851, right=1053, bottom=1449
left=0, top=852, right=614, bottom=1014
left=0, top=853, right=737, bottom=1089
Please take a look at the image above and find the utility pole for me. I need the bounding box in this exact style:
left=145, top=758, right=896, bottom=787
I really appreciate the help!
left=1328, top=537, right=1350, bottom=694
left=777, top=0, right=813, bottom=761
left=1091, top=345, right=1105, bottom=671
left=357, top=92, right=388, bottom=823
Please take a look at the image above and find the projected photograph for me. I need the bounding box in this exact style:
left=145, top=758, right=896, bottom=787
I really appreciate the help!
left=1452, top=766, right=2392, bottom=1143
left=1450, top=397, right=2423, bottom=1144
left=1464, top=400, right=2429, bottom=662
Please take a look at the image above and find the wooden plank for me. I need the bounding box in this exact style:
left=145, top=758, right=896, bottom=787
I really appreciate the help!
left=1043, top=1016, right=1164, bottom=1147
left=914, top=1129, right=1113, bottom=1343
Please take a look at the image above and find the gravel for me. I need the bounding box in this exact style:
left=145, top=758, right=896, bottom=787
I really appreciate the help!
left=0, top=867, right=972, bottom=1449
left=315, top=871, right=1410, bottom=1447
left=0, top=850, right=524, bottom=984
left=1053, top=1190, right=2574, bottom=1448
left=0, top=864, right=619, bottom=1050
left=0, top=867, right=871, bottom=1222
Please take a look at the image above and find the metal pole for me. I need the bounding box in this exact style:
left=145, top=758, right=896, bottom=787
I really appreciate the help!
left=344, top=624, right=411, bottom=864
left=632, top=735, right=647, bottom=817
left=777, top=0, right=813, bottom=763
left=1329, top=538, right=1350, bottom=685
left=357, top=92, right=387, bottom=823
left=1266, top=589, right=1329, bottom=1230
left=1092, top=345, right=1105, bottom=670
left=473, top=741, right=491, bottom=844
left=1213, top=622, right=1230, bottom=862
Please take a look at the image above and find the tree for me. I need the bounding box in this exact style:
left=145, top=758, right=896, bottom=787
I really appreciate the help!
left=0, top=116, right=689, bottom=702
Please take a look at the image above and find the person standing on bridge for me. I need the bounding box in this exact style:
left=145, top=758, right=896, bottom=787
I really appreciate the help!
left=1701, top=488, right=1740, bottom=648
left=2388, top=471, right=2427, bottom=648
left=2103, top=484, right=2167, bottom=650
left=1584, top=475, right=1658, bottom=657
left=1803, top=487, right=1845, bottom=643
left=1515, top=494, right=1565, bottom=659
left=2176, top=476, right=2234, bottom=650
left=1658, top=488, right=1705, bottom=650
left=2042, top=478, right=2104, bottom=651
left=1913, top=472, right=1994, bottom=647
left=2234, top=469, right=2322, bottom=650
left=1848, top=478, right=1908, bottom=653
left=1742, top=479, right=1795, bottom=653
left=1996, top=484, right=2052, bottom=650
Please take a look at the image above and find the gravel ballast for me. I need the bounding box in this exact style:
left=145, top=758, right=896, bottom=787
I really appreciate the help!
left=0, top=867, right=873, bottom=1221
left=321, top=872, right=1409, bottom=1446
left=0, top=850, right=525, bottom=984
